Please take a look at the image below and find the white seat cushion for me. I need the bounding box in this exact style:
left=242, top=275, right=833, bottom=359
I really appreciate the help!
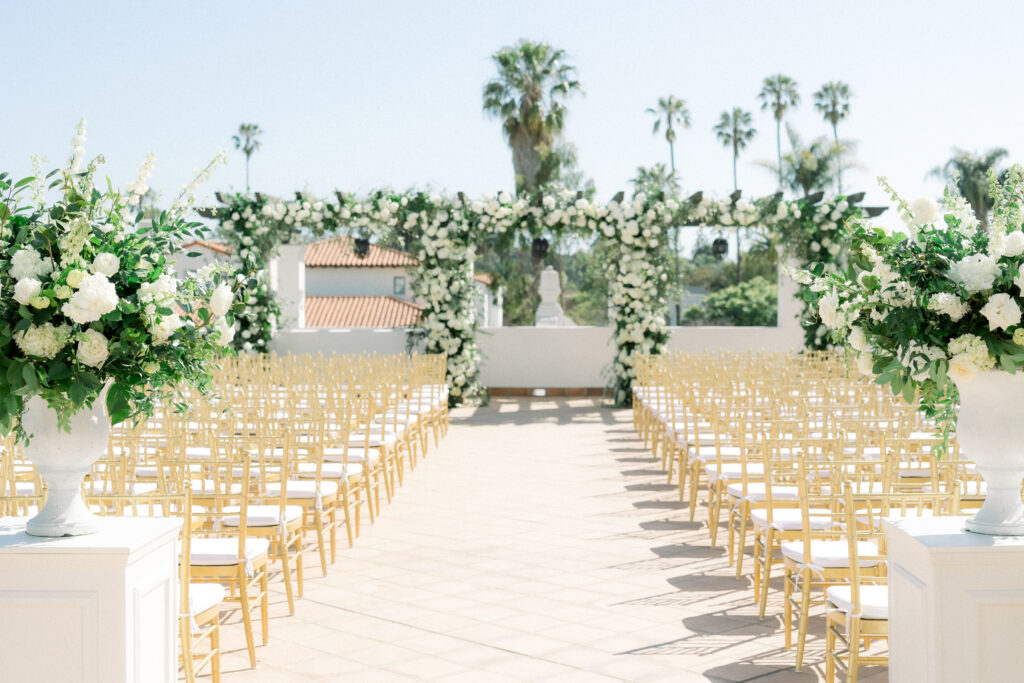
left=727, top=483, right=801, bottom=502
left=298, top=461, right=363, bottom=479
left=190, top=537, right=270, bottom=566
left=264, top=480, right=339, bottom=499
left=188, top=582, right=225, bottom=616
left=751, top=507, right=835, bottom=531
left=781, top=540, right=880, bottom=568
left=826, top=584, right=888, bottom=620
left=690, top=445, right=743, bottom=461
left=324, top=447, right=380, bottom=465
left=222, top=504, right=303, bottom=527
left=704, top=462, right=764, bottom=481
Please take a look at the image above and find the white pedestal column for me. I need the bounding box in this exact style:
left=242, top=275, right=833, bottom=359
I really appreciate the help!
left=273, top=244, right=306, bottom=329
left=885, top=515, right=1024, bottom=683
left=0, top=516, right=182, bottom=683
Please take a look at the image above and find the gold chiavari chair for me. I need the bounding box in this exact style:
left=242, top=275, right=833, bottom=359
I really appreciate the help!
left=176, top=451, right=269, bottom=669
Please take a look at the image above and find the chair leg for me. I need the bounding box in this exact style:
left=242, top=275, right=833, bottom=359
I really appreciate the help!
left=237, top=573, right=258, bottom=668
left=315, top=510, right=328, bottom=576
left=180, top=617, right=197, bottom=683
left=211, top=618, right=221, bottom=683
left=279, top=541, right=295, bottom=615
left=758, top=528, right=774, bottom=619
left=296, top=542, right=304, bottom=599
left=825, top=620, right=836, bottom=683
left=260, top=571, right=269, bottom=645
left=848, top=619, right=861, bottom=683
left=735, top=509, right=749, bottom=577
left=795, top=572, right=812, bottom=671
left=784, top=569, right=793, bottom=650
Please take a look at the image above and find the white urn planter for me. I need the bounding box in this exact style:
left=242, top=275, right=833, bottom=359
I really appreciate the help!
left=952, top=370, right=1024, bottom=535
left=21, top=389, right=110, bottom=537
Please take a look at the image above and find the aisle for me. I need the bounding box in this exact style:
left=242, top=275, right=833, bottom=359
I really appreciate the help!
left=219, top=398, right=880, bottom=682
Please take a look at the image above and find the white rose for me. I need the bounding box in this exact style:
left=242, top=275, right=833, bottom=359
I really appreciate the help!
left=212, top=317, right=235, bottom=347
left=979, top=292, right=1022, bottom=331
left=948, top=354, right=979, bottom=384
left=61, top=273, right=118, bottom=324
left=13, top=278, right=42, bottom=306
left=76, top=328, right=110, bottom=368
left=856, top=352, right=874, bottom=377
left=91, top=253, right=120, bottom=277
left=848, top=327, right=869, bottom=352
left=208, top=283, right=233, bottom=317
left=910, top=197, right=941, bottom=225
left=949, top=254, right=999, bottom=292
left=1005, top=231, right=1024, bottom=257
left=817, top=292, right=842, bottom=329
left=150, top=312, right=184, bottom=344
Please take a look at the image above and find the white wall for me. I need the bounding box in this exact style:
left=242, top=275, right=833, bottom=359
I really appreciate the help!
left=271, top=323, right=802, bottom=387
left=272, top=328, right=410, bottom=355
left=269, top=259, right=805, bottom=386
left=172, top=249, right=224, bottom=279
left=306, top=267, right=411, bottom=298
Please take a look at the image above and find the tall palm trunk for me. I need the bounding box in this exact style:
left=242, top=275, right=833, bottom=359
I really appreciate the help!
left=775, top=117, right=783, bottom=190
left=833, top=123, right=842, bottom=194
left=245, top=153, right=251, bottom=192
left=733, top=142, right=741, bottom=285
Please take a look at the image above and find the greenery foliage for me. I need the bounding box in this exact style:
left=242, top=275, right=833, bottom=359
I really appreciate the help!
left=0, top=124, right=242, bottom=440
left=795, top=172, right=1024, bottom=442
left=683, top=276, right=777, bottom=326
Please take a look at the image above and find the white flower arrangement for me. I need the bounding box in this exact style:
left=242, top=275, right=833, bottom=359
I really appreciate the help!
left=0, top=121, right=243, bottom=437
left=795, top=171, right=1024, bottom=441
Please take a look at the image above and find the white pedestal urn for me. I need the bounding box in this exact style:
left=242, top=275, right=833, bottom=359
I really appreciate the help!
left=21, top=389, right=110, bottom=538
left=952, top=370, right=1024, bottom=535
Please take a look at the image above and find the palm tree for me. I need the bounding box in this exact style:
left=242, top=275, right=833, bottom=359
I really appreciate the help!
left=713, top=108, right=757, bottom=192
left=714, top=108, right=757, bottom=285
left=757, top=74, right=800, bottom=189
left=930, top=147, right=1010, bottom=228
left=755, top=125, right=843, bottom=197
left=232, top=123, right=263, bottom=192
left=646, top=96, right=691, bottom=176
left=813, top=81, right=852, bottom=193
left=482, top=40, right=583, bottom=194
left=631, top=164, right=680, bottom=197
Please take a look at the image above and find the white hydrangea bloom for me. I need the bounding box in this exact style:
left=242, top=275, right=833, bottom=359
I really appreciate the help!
left=61, top=273, right=118, bottom=324
left=14, top=322, right=71, bottom=359
left=948, top=254, right=999, bottom=292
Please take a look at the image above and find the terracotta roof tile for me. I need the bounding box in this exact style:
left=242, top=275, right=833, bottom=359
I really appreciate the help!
left=305, top=237, right=418, bottom=268
left=474, top=272, right=493, bottom=287
left=305, top=295, right=424, bottom=328
left=182, top=240, right=231, bottom=255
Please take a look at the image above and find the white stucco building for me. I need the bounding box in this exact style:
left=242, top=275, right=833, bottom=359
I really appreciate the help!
left=175, top=237, right=503, bottom=329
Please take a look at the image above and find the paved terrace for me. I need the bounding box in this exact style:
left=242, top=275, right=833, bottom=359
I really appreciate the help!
left=216, top=398, right=888, bottom=682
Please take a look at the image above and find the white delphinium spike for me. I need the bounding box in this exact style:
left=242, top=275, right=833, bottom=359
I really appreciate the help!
left=125, top=152, right=156, bottom=207
left=29, top=155, right=48, bottom=207
left=69, top=118, right=87, bottom=173
left=170, top=148, right=228, bottom=217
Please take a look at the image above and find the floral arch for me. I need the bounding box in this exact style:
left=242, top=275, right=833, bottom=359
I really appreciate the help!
left=203, top=188, right=872, bottom=406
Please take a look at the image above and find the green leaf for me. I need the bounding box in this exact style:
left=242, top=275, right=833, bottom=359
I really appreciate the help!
left=47, top=362, right=72, bottom=381
left=21, top=364, right=38, bottom=392
left=69, top=381, right=88, bottom=404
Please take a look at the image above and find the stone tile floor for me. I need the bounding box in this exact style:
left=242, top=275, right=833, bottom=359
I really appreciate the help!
left=210, top=398, right=887, bottom=682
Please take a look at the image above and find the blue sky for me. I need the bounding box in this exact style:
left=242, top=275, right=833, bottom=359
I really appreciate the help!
left=4, top=0, right=1023, bottom=235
